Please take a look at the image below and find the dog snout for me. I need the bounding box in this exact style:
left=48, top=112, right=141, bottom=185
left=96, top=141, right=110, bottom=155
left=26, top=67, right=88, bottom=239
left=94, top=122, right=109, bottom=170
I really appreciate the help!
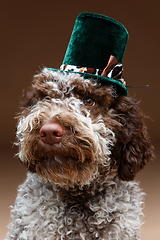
left=40, top=123, right=64, bottom=144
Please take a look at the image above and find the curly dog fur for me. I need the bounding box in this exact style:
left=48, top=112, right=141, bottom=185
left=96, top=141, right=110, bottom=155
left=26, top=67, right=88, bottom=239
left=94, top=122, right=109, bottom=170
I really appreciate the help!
left=6, top=69, right=154, bottom=239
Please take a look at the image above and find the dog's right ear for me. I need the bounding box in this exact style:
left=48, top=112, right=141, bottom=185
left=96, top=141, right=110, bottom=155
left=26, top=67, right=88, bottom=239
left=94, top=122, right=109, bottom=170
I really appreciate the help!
left=111, top=96, right=154, bottom=181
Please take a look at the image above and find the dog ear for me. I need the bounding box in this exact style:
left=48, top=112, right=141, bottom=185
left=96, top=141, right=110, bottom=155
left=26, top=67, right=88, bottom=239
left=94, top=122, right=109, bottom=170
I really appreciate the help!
left=111, top=96, right=154, bottom=181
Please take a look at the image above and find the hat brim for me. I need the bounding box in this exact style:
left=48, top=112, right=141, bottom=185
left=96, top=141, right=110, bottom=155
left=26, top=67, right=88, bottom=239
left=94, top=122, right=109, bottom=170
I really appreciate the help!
left=45, top=68, right=128, bottom=96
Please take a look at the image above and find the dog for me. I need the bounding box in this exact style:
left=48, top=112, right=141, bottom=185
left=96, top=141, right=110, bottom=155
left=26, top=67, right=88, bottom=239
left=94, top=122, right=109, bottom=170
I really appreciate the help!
left=6, top=12, right=154, bottom=240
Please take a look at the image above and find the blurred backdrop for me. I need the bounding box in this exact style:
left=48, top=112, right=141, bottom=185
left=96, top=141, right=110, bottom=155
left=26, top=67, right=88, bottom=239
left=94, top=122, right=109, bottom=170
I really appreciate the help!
left=0, top=1, right=160, bottom=239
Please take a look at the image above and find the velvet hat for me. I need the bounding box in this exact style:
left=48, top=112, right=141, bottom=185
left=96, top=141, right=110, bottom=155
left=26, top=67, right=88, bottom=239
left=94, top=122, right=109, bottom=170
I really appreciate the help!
left=46, top=12, right=129, bottom=96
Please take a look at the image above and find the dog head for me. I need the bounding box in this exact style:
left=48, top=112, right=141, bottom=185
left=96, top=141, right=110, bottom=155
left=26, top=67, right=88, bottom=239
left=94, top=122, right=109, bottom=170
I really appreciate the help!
left=15, top=69, right=154, bottom=188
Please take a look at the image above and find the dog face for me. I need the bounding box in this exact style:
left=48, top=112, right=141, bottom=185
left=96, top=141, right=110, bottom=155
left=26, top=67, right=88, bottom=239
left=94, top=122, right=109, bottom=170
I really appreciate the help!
left=15, top=69, right=154, bottom=188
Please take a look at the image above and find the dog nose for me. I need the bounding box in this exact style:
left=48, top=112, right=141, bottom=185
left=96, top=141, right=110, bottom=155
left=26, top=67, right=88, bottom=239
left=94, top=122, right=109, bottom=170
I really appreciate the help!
left=40, top=123, right=64, bottom=144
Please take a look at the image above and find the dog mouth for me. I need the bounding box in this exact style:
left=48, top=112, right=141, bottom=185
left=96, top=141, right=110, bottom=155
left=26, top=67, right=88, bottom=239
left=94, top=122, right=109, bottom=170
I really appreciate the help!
left=34, top=134, right=96, bottom=166
left=20, top=129, right=98, bottom=187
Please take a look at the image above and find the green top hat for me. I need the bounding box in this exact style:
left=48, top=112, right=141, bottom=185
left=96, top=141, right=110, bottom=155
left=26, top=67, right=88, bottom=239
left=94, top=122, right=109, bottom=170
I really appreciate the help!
left=47, top=12, right=129, bottom=96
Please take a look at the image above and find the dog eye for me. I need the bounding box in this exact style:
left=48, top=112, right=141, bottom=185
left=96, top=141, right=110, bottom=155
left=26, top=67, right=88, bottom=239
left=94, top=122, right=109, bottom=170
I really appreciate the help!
left=83, top=98, right=95, bottom=106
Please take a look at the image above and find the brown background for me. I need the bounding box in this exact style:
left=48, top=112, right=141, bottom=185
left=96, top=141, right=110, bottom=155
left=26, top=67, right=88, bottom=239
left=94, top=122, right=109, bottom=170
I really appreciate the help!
left=0, top=0, right=160, bottom=239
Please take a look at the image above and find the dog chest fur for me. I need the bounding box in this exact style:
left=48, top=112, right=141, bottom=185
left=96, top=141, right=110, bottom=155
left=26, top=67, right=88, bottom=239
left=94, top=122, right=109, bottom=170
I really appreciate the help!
left=7, top=172, right=143, bottom=240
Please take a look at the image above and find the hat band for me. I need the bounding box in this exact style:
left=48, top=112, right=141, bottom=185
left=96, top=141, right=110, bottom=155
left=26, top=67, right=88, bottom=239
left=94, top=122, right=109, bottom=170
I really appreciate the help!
left=60, top=64, right=103, bottom=75
left=60, top=55, right=126, bottom=86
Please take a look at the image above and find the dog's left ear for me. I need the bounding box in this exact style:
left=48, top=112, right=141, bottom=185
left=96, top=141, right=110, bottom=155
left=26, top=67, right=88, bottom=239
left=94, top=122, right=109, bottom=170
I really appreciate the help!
left=111, top=96, right=154, bottom=181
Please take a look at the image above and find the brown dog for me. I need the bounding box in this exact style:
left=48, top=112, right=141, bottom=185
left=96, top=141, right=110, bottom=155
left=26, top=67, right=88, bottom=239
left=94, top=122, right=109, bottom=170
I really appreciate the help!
left=6, top=70, right=154, bottom=239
